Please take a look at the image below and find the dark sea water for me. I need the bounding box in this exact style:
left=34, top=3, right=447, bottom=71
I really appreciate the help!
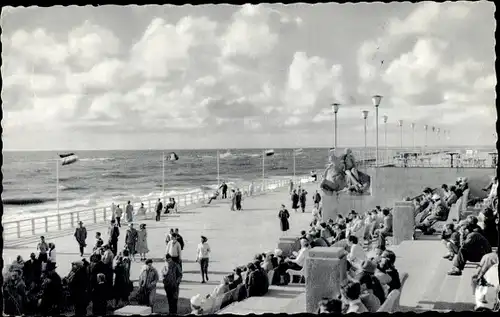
left=2, top=146, right=495, bottom=221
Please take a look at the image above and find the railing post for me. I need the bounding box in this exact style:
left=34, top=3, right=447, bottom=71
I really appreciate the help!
left=57, top=215, right=62, bottom=230
left=93, top=209, right=97, bottom=224
left=76, top=212, right=80, bottom=223
left=44, top=217, right=49, bottom=233
left=148, top=200, right=151, bottom=213
left=70, top=213, right=75, bottom=227
left=103, top=207, right=107, bottom=222
left=17, top=222, right=21, bottom=238
left=31, top=219, right=36, bottom=236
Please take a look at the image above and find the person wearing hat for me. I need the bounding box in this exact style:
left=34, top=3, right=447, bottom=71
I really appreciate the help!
left=416, top=193, right=450, bottom=234
left=74, top=221, right=87, bottom=257
left=65, top=260, right=89, bottom=316
left=125, top=223, right=139, bottom=261
left=138, top=258, right=159, bottom=309
left=355, top=260, right=386, bottom=304
left=190, top=294, right=204, bottom=315
left=37, top=261, right=62, bottom=315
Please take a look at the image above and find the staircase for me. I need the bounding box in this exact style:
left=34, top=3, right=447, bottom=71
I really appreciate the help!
left=395, top=239, right=495, bottom=312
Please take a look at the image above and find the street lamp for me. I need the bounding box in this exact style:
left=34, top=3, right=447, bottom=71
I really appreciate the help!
left=383, top=115, right=388, bottom=164
left=424, top=125, right=429, bottom=154
left=398, top=120, right=404, bottom=149
left=410, top=123, right=415, bottom=151
left=362, top=110, right=369, bottom=167
left=437, top=127, right=441, bottom=149
left=332, top=103, right=340, bottom=149
left=372, top=95, right=382, bottom=167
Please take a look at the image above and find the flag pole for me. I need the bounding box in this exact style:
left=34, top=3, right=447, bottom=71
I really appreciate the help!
left=162, top=152, right=165, bottom=196
left=293, top=150, right=296, bottom=183
left=56, top=159, right=60, bottom=215
left=262, top=150, right=265, bottom=190
left=217, top=150, right=220, bottom=186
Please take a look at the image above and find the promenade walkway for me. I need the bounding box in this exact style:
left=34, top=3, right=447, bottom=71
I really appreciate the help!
left=3, top=182, right=318, bottom=315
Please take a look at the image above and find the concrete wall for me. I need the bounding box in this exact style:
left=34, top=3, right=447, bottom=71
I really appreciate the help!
left=322, top=167, right=493, bottom=219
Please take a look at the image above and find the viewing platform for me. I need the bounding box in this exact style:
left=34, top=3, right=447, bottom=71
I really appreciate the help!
left=3, top=177, right=318, bottom=315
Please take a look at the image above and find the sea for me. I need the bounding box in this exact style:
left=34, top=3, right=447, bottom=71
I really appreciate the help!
left=2, top=146, right=495, bottom=222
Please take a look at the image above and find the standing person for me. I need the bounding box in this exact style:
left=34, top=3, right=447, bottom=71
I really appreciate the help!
left=249, top=181, right=255, bottom=197
left=219, top=181, right=228, bottom=199
left=235, top=189, right=243, bottom=211
left=161, top=254, right=183, bottom=314
left=291, top=189, right=299, bottom=212
left=289, top=179, right=294, bottom=194
left=91, top=273, right=108, bottom=316
left=196, top=236, right=211, bottom=283
left=108, top=220, right=120, bottom=256
left=125, top=224, right=139, bottom=261
left=38, top=262, right=62, bottom=315
left=300, top=189, right=308, bottom=213
left=48, top=243, right=57, bottom=266
left=278, top=204, right=290, bottom=235
left=115, top=204, right=123, bottom=227
left=66, top=261, right=89, bottom=317
left=137, top=224, right=149, bottom=261
left=113, top=256, right=132, bottom=308
left=174, top=228, right=185, bottom=251
left=37, top=236, right=49, bottom=263
left=74, top=221, right=87, bottom=257
left=3, top=269, right=26, bottom=316
left=166, top=233, right=183, bottom=271
left=138, top=259, right=159, bottom=310
left=155, top=198, right=163, bottom=222
left=313, top=190, right=321, bottom=210
left=93, top=232, right=104, bottom=252
left=230, top=189, right=236, bottom=211
left=125, top=201, right=134, bottom=223
left=136, top=203, right=147, bottom=218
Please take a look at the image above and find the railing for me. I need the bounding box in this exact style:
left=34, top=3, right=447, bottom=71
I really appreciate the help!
left=3, top=176, right=313, bottom=241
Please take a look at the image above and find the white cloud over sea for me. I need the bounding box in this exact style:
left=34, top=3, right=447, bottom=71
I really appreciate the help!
left=1, top=2, right=496, bottom=150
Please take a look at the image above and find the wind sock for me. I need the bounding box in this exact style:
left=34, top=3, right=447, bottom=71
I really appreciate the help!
left=165, top=152, right=179, bottom=161
left=59, top=153, right=78, bottom=166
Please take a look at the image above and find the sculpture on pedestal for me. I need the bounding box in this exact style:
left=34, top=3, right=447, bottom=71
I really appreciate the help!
left=320, top=148, right=371, bottom=196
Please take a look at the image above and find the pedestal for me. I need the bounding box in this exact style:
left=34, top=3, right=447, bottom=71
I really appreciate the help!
left=392, top=201, right=415, bottom=245
left=277, top=236, right=300, bottom=258
left=305, top=247, right=348, bottom=313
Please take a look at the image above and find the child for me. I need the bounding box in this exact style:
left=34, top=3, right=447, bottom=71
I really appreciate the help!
left=94, top=232, right=104, bottom=252
left=441, top=223, right=460, bottom=260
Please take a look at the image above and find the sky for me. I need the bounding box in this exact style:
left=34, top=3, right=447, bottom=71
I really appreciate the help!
left=1, top=2, right=496, bottom=151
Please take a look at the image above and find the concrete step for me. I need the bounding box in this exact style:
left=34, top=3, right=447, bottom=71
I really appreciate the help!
left=416, top=257, right=453, bottom=310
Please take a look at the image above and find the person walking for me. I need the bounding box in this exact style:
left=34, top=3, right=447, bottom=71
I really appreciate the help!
left=108, top=220, right=120, bottom=255
left=161, top=254, right=183, bottom=315
left=219, top=181, right=228, bottom=199
left=125, top=224, right=139, bottom=261
left=278, top=204, right=290, bottom=235
left=138, top=259, right=159, bottom=310
left=299, top=189, right=308, bottom=213
left=196, top=236, right=211, bottom=283
left=235, top=189, right=243, bottom=211
left=291, top=189, right=299, bottom=212
left=74, top=221, right=87, bottom=257
left=137, top=203, right=147, bottom=218
left=37, top=236, right=49, bottom=263
left=137, top=224, right=149, bottom=261
left=115, top=205, right=123, bottom=227
left=125, top=201, right=134, bottom=223
left=313, top=190, right=321, bottom=210
left=230, top=189, right=236, bottom=211
left=166, top=234, right=183, bottom=271
left=155, top=199, right=163, bottom=222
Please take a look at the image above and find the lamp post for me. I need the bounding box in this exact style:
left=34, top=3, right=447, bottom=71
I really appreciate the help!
left=362, top=110, right=369, bottom=167
left=372, top=95, right=382, bottom=167
left=332, top=103, right=340, bottom=149
left=432, top=126, right=436, bottom=149
left=398, top=120, right=404, bottom=149
left=424, top=125, right=428, bottom=155
left=410, top=123, right=415, bottom=151
left=383, top=115, right=388, bottom=164
left=437, top=127, right=441, bottom=149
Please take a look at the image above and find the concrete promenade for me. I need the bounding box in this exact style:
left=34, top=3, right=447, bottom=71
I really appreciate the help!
left=3, top=182, right=319, bottom=314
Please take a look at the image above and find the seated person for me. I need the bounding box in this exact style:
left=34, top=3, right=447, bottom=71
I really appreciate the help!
left=331, top=223, right=346, bottom=244
left=466, top=215, right=484, bottom=235
left=442, top=184, right=452, bottom=200
left=445, top=186, right=459, bottom=207
left=261, top=253, right=274, bottom=273
left=211, top=275, right=232, bottom=297
left=441, top=223, right=461, bottom=260
left=353, top=260, right=386, bottom=304
left=472, top=252, right=499, bottom=306
left=358, top=273, right=382, bottom=312
left=311, top=231, right=330, bottom=247
left=346, top=235, right=367, bottom=271
left=377, top=250, right=401, bottom=294
left=373, top=208, right=393, bottom=239
left=317, top=298, right=342, bottom=314
left=164, top=198, right=176, bottom=213
left=339, top=280, right=369, bottom=313
left=347, top=212, right=365, bottom=240
left=448, top=224, right=493, bottom=276
left=416, top=194, right=450, bottom=234
left=285, top=239, right=310, bottom=271
left=228, top=267, right=243, bottom=290
left=207, top=191, right=219, bottom=204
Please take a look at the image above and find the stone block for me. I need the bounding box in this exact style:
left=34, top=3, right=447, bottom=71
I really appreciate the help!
left=114, top=305, right=152, bottom=316
left=277, top=237, right=300, bottom=258
left=305, top=247, right=347, bottom=313
left=393, top=201, right=415, bottom=245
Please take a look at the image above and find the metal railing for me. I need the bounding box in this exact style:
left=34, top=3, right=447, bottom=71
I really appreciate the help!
left=3, top=176, right=312, bottom=241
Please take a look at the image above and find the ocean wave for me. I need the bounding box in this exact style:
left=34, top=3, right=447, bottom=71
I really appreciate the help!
left=3, top=197, right=56, bottom=205
left=79, top=157, right=116, bottom=162
left=59, top=185, right=89, bottom=191
left=101, top=172, right=139, bottom=179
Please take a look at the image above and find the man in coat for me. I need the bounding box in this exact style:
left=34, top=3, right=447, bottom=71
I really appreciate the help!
left=74, top=221, right=87, bottom=257
left=161, top=254, right=183, bottom=314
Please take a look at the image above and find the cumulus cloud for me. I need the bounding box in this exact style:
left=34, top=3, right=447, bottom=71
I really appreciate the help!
left=1, top=3, right=495, bottom=150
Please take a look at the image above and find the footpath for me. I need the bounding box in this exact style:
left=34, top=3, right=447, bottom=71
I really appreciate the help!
left=3, top=182, right=319, bottom=314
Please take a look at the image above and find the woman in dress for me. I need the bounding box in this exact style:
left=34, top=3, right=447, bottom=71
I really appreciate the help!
left=137, top=224, right=149, bottom=261
left=291, top=189, right=299, bottom=212
left=278, top=204, right=290, bottom=235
